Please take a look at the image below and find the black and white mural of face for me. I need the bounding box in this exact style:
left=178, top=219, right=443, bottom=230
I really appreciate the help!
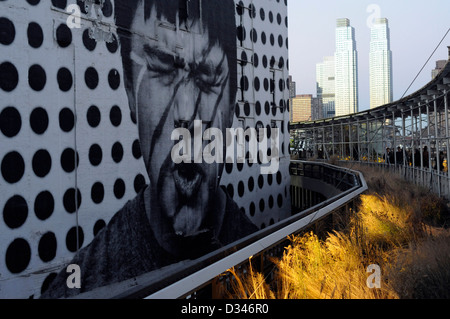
left=130, top=3, right=231, bottom=243
left=1, top=0, right=291, bottom=298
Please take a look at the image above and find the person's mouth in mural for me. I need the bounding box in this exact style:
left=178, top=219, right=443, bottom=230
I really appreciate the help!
left=157, top=153, right=211, bottom=239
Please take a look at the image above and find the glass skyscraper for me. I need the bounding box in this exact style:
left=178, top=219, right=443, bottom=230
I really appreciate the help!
left=370, top=18, right=393, bottom=109
left=316, top=56, right=335, bottom=119
left=335, top=18, right=359, bottom=117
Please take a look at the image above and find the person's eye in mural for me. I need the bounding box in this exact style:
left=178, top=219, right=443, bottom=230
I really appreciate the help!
left=194, top=53, right=228, bottom=94
left=141, top=45, right=180, bottom=85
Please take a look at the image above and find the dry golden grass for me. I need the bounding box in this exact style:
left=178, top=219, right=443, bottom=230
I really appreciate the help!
left=224, top=164, right=450, bottom=299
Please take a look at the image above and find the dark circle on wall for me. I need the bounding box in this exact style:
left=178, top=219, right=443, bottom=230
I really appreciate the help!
left=277, top=194, right=283, bottom=208
left=1, top=151, right=25, bottom=184
left=248, top=3, right=256, bottom=18
left=0, top=62, right=19, bottom=92
left=35, top=191, right=54, bottom=221
left=59, top=107, right=74, bottom=132
left=5, top=238, right=31, bottom=274
left=262, top=55, right=267, bottom=68
left=248, top=176, right=255, bottom=192
left=82, top=29, right=96, bottom=51
left=76, top=0, right=88, bottom=14
left=27, top=0, right=41, bottom=5
left=240, top=51, right=247, bottom=66
left=267, top=173, right=273, bottom=186
left=32, top=149, right=52, bottom=178
left=27, top=22, right=44, bottom=48
left=237, top=26, right=245, bottom=42
left=3, top=195, right=28, bottom=229
left=264, top=102, right=270, bottom=115
left=255, top=101, right=261, bottom=116
left=57, top=67, right=73, bottom=92
left=259, top=199, right=265, bottom=212
left=236, top=1, right=244, bottom=15
left=85, top=67, right=99, bottom=90
left=261, top=32, right=266, bottom=45
left=108, top=69, right=120, bottom=90
left=38, top=232, right=57, bottom=262
left=250, top=28, right=257, bottom=43
left=249, top=202, right=256, bottom=217
left=41, top=273, right=57, bottom=295
left=28, top=64, right=46, bottom=91
left=252, top=53, right=259, bottom=68
left=225, top=162, right=233, bottom=174
left=258, top=175, right=264, bottom=189
left=259, top=8, right=265, bottom=21
left=93, top=219, right=106, bottom=237
left=268, top=195, right=274, bottom=209
left=89, top=144, right=103, bottom=166
left=106, top=34, right=118, bottom=53
left=61, top=148, right=79, bottom=173
left=0, top=107, right=21, bottom=137
left=254, top=77, right=260, bottom=91
left=66, top=226, right=84, bottom=253
left=276, top=171, right=283, bottom=185
left=30, top=107, right=49, bottom=135
left=132, top=139, right=142, bottom=159
left=278, top=35, right=284, bottom=48
left=244, top=102, right=251, bottom=117
left=51, top=0, right=67, bottom=9
left=56, top=23, right=72, bottom=48
left=110, top=105, right=122, bottom=127
left=114, top=178, right=126, bottom=199
left=0, top=17, right=15, bottom=45
left=102, top=0, right=113, bottom=18
left=91, top=182, right=104, bottom=204
left=63, top=188, right=82, bottom=214
left=112, top=142, right=124, bottom=163
left=87, top=105, right=101, bottom=128
left=134, top=174, right=146, bottom=193
left=238, top=181, right=245, bottom=197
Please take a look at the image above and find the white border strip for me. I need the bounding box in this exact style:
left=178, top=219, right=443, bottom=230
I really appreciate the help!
left=145, top=171, right=367, bottom=299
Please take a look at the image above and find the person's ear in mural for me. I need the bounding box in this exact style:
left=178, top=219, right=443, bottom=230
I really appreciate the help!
left=41, top=0, right=257, bottom=298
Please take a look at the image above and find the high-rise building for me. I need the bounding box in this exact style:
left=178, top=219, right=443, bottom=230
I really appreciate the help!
left=335, top=18, right=359, bottom=117
left=311, top=97, right=322, bottom=121
left=370, top=18, right=393, bottom=109
left=291, top=95, right=312, bottom=122
left=432, top=60, right=446, bottom=79
left=316, top=56, right=336, bottom=119
left=288, top=75, right=297, bottom=122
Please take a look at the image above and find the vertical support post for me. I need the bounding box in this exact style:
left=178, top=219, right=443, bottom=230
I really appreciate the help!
left=393, top=111, right=397, bottom=166
left=435, top=96, right=441, bottom=197
left=445, top=90, right=450, bottom=199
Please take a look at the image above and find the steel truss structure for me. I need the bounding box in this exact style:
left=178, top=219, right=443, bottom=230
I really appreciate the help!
left=291, top=55, right=450, bottom=198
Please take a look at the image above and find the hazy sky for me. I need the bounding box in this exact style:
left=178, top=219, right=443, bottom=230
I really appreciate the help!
left=287, top=0, right=450, bottom=111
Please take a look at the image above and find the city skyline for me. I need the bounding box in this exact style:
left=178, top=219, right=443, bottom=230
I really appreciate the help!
left=288, top=0, right=450, bottom=112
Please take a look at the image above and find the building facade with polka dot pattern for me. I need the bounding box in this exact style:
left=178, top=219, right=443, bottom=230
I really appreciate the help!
left=0, top=0, right=290, bottom=298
